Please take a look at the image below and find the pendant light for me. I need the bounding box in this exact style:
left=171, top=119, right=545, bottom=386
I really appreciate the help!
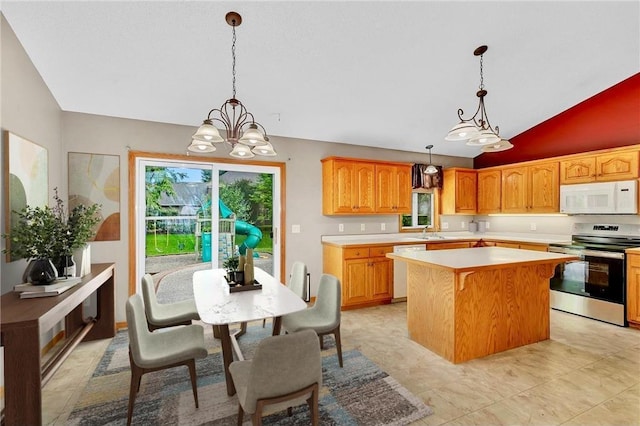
left=446, top=45, right=510, bottom=150
left=424, top=145, right=438, bottom=175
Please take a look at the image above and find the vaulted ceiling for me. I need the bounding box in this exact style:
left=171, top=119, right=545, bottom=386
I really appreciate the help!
left=2, top=1, right=638, bottom=159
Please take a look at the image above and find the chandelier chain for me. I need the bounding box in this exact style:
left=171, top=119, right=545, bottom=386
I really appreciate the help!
left=231, top=24, right=237, bottom=98
left=479, top=53, right=484, bottom=90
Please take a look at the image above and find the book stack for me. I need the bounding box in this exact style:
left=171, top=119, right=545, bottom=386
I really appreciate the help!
left=14, top=277, right=82, bottom=298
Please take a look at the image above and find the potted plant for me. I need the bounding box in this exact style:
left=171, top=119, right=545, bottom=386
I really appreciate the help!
left=3, top=188, right=100, bottom=284
left=223, top=255, right=243, bottom=284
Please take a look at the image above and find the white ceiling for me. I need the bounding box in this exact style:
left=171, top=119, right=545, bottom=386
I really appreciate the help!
left=2, top=1, right=638, bottom=159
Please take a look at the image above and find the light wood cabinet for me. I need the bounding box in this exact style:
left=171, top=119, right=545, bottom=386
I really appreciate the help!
left=441, top=168, right=477, bottom=215
left=626, top=252, right=640, bottom=326
left=560, top=151, right=639, bottom=184
left=501, top=162, right=559, bottom=213
left=426, top=241, right=472, bottom=250
left=493, top=241, right=548, bottom=251
left=322, top=157, right=412, bottom=215
left=477, top=169, right=501, bottom=214
left=323, top=244, right=393, bottom=309
left=375, top=164, right=412, bottom=214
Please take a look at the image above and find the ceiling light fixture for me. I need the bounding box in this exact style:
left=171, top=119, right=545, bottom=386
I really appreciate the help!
left=445, top=45, right=512, bottom=151
left=424, top=144, right=438, bottom=175
left=188, top=12, right=275, bottom=159
left=481, top=138, right=514, bottom=153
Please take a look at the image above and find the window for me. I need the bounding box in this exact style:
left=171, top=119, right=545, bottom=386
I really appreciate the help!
left=401, top=191, right=436, bottom=229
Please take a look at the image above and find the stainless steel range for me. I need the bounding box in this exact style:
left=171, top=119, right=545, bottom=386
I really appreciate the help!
left=548, top=223, right=640, bottom=326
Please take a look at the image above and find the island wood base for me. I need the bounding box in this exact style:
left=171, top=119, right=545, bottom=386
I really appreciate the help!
left=407, top=262, right=555, bottom=363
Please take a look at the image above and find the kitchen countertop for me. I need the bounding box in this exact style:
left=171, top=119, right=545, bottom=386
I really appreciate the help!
left=321, top=232, right=572, bottom=247
left=387, top=247, right=577, bottom=273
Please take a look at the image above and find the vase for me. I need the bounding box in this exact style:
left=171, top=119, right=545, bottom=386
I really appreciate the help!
left=73, top=244, right=91, bottom=277
left=54, top=255, right=76, bottom=278
left=26, top=259, right=59, bottom=285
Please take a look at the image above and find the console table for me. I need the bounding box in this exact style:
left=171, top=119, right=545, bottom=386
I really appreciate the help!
left=1, top=263, right=116, bottom=426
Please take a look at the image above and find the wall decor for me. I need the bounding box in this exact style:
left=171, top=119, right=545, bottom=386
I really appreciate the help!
left=4, top=131, right=49, bottom=261
left=68, top=152, right=120, bottom=241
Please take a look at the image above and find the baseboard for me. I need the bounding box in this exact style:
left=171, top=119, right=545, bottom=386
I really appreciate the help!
left=42, top=330, right=65, bottom=356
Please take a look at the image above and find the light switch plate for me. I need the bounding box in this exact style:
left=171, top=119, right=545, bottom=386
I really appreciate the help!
left=292, top=224, right=301, bottom=233
left=360, top=223, right=366, bottom=231
left=442, top=222, right=449, bottom=229
left=381, top=223, right=386, bottom=231
left=339, top=224, right=344, bottom=232
left=530, top=223, right=537, bottom=231
left=461, top=221, right=466, bottom=229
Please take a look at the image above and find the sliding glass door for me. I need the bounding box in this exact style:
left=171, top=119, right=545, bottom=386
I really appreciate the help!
left=134, top=156, right=281, bottom=294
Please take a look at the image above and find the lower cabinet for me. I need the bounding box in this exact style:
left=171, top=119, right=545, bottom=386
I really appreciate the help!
left=626, top=253, right=640, bottom=326
left=323, top=244, right=393, bottom=309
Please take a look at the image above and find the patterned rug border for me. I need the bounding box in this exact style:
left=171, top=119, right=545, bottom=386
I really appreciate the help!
left=67, top=328, right=433, bottom=425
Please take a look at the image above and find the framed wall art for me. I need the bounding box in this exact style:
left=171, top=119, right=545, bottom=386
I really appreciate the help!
left=68, top=152, right=120, bottom=241
left=3, top=131, right=49, bottom=261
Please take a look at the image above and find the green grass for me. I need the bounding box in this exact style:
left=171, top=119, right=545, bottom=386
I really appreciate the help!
left=145, top=232, right=273, bottom=257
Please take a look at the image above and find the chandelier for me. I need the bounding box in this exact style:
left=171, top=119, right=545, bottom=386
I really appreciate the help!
left=188, top=12, right=276, bottom=159
left=445, top=45, right=513, bottom=151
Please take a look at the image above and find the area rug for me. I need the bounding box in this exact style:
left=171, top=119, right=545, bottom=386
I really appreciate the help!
left=67, top=326, right=433, bottom=425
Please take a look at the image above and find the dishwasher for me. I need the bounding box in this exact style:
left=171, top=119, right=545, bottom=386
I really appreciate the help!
left=392, top=244, right=427, bottom=300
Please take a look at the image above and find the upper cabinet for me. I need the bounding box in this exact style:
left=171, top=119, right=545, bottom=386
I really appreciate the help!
left=502, top=162, right=559, bottom=213
left=560, top=151, right=639, bottom=184
left=375, top=164, right=412, bottom=213
left=441, top=168, right=477, bottom=215
left=477, top=169, right=501, bottom=214
left=322, top=157, right=412, bottom=215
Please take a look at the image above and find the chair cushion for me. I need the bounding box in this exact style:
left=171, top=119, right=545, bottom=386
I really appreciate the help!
left=281, top=308, right=338, bottom=334
left=149, top=298, right=200, bottom=326
left=136, top=324, right=208, bottom=369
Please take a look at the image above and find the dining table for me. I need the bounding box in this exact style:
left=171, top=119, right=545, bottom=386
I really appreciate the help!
left=193, top=267, right=307, bottom=395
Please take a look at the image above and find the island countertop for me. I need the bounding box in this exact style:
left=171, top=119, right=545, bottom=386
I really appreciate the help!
left=387, top=246, right=578, bottom=273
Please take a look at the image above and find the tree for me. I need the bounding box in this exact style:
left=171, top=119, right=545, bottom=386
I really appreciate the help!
left=145, top=167, right=186, bottom=216
left=219, top=181, right=252, bottom=221
left=250, top=174, right=273, bottom=224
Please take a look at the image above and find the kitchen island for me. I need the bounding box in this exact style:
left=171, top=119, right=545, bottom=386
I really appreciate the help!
left=387, top=247, right=577, bottom=363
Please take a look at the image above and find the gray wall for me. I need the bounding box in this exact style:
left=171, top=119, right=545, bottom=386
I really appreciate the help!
left=1, top=15, right=63, bottom=292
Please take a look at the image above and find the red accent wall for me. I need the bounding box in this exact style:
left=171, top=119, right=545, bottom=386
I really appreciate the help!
left=474, top=72, right=640, bottom=168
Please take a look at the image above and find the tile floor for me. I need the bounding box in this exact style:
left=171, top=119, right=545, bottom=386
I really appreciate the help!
left=43, top=303, right=640, bottom=425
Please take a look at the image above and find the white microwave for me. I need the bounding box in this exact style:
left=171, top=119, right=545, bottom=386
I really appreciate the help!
left=560, top=180, right=638, bottom=214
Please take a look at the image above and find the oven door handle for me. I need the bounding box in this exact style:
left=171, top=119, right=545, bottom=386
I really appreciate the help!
left=549, top=247, right=624, bottom=260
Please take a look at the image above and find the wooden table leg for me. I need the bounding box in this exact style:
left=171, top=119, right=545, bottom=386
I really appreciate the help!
left=3, top=323, right=42, bottom=425
left=218, top=324, right=236, bottom=395
left=272, top=316, right=282, bottom=336
left=85, top=271, right=116, bottom=341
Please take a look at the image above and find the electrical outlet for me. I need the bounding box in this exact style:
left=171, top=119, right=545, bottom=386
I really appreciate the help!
left=461, top=221, right=466, bottom=229
left=485, top=222, right=490, bottom=230
left=441, top=222, right=449, bottom=229
left=380, top=223, right=386, bottom=231
left=292, top=224, right=301, bottom=234
left=360, top=223, right=366, bottom=231
left=530, top=223, right=537, bottom=231
left=339, top=224, right=344, bottom=232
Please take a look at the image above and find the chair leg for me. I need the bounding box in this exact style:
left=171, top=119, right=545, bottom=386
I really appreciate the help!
left=287, top=406, right=293, bottom=417
left=237, top=404, right=243, bottom=426
left=187, top=359, right=199, bottom=408
left=127, top=352, right=143, bottom=426
left=319, top=334, right=324, bottom=350
left=334, top=326, right=343, bottom=368
left=252, top=402, right=264, bottom=426
left=307, top=384, right=319, bottom=425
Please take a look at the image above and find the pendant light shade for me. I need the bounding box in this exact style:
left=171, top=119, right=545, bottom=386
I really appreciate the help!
left=238, top=123, right=268, bottom=146
left=191, top=119, right=224, bottom=144
left=187, top=139, right=216, bottom=153
left=466, top=128, right=501, bottom=146
left=445, top=121, right=480, bottom=141
left=230, top=143, right=255, bottom=159
left=481, top=138, right=514, bottom=153
left=252, top=140, right=277, bottom=156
